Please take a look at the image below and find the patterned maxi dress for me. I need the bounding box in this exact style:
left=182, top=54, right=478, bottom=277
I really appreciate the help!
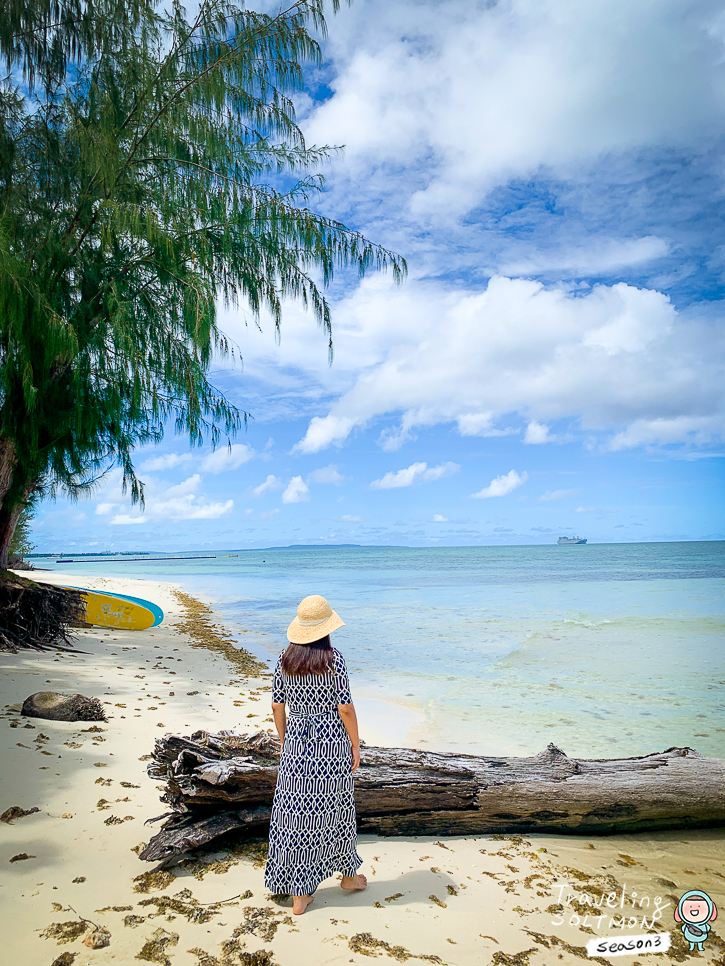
left=264, top=647, right=363, bottom=896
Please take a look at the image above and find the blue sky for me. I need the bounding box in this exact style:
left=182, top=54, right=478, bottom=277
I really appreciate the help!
left=37, top=0, right=724, bottom=552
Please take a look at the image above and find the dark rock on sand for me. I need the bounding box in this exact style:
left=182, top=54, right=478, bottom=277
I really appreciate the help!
left=0, top=805, right=39, bottom=823
left=83, top=926, right=111, bottom=948
left=22, top=691, right=106, bottom=722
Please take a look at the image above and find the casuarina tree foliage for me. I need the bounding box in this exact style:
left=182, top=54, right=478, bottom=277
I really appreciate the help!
left=0, top=0, right=406, bottom=567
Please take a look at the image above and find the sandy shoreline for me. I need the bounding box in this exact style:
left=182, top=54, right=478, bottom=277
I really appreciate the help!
left=1, top=572, right=723, bottom=966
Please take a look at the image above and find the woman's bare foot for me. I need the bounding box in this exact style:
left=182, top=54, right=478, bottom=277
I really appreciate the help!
left=341, top=873, right=367, bottom=892
left=292, top=894, right=314, bottom=915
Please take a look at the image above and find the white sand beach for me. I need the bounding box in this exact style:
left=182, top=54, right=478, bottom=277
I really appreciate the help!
left=1, top=572, right=723, bottom=966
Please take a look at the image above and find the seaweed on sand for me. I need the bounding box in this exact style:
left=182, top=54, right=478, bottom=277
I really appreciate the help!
left=51, top=954, right=78, bottom=966
left=189, top=949, right=277, bottom=966
left=137, top=894, right=220, bottom=924
left=135, top=927, right=178, bottom=965
left=171, top=590, right=266, bottom=676
left=232, top=906, right=293, bottom=943
left=132, top=869, right=177, bottom=894
left=348, top=933, right=444, bottom=963
left=490, top=952, right=538, bottom=966
left=40, top=921, right=88, bottom=944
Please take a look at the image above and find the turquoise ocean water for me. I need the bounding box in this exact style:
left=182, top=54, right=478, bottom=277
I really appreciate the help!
left=44, top=542, right=725, bottom=759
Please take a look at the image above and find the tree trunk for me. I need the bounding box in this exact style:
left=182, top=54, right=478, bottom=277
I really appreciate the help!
left=139, top=731, right=725, bottom=862
left=0, top=438, right=17, bottom=570
left=0, top=501, right=26, bottom=571
left=0, top=438, right=16, bottom=500
left=0, top=439, right=34, bottom=571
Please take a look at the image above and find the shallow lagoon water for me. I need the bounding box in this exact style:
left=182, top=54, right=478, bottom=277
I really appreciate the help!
left=45, top=542, right=725, bottom=758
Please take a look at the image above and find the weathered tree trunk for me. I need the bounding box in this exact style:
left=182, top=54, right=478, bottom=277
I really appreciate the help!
left=0, top=502, right=26, bottom=571
left=140, top=731, right=725, bottom=862
left=0, top=438, right=19, bottom=571
left=0, top=440, right=34, bottom=571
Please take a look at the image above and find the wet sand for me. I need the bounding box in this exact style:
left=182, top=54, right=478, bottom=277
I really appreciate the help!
left=0, top=572, right=723, bottom=966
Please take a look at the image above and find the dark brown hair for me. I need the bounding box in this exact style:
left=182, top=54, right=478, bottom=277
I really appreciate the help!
left=281, top=635, right=335, bottom=676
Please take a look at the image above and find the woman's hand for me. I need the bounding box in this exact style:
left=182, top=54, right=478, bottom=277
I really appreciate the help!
left=351, top=745, right=360, bottom=773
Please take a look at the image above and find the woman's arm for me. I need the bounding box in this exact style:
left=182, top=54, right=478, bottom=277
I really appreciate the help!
left=271, top=701, right=286, bottom=747
left=337, top=702, right=361, bottom=772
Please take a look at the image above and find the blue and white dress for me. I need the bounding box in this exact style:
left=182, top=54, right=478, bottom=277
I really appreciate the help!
left=264, top=647, right=363, bottom=896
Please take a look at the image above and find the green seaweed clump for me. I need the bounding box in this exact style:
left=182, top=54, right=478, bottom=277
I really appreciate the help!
left=238, top=953, right=277, bottom=966
left=133, top=870, right=176, bottom=894
left=348, top=932, right=443, bottom=963
left=189, top=948, right=277, bottom=966
left=188, top=949, right=221, bottom=966
left=135, top=927, right=179, bottom=965
left=40, top=921, right=88, bottom=944
left=51, top=954, right=77, bottom=966
left=180, top=838, right=268, bottom=880
left=664, top=925, right=701, bottom=964
left=491, top=950, right=538, bottom=966
left=124, top=915, right=146, bottom=928
left=233, top=907, right=283, bottom=943
left=138, top=894, right=220, bottom=924
left=523, top=929, right=609, bottom=965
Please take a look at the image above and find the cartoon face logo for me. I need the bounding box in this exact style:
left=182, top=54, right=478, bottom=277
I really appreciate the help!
left=674, top=890, right=718, bottom=952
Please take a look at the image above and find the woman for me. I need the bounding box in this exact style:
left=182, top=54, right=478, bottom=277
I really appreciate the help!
left=264, top=594, right=367, bottom=915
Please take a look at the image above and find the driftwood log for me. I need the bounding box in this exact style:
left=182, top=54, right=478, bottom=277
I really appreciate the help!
left=140, top=730, right=725, bottom=862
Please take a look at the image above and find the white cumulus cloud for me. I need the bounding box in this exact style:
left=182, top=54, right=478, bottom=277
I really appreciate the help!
left=252, top=474, right=284, bottom=497
left=308, top=465, right=346, bottom=484
left=95, top=473, right=234, bottom=524
left=471, top=469, right=528, bottom=499
left=370, top=461, right=459, bottom=489
left=139, top=452, right=196, bottom=472
left=371, top=462, right=426, bottom=489
left=288, top=276, right=723, bottom=455
left=605, top=415, right=723, bottom=451
left=524, top=421, right=553, bottom=445
left=213, top=0, right=725, bottom=462
left=282, top=476, right=310, bottom=503
left=201, top=444, right=255, bottom=473
left=499, top=236, right=670, bottom=277
left=456, top=413, right=519, bottom=438
left=424, top=461, right=460, bottom=481
left=305, top=0, right=725, bottom=216
left=292, top=416, right=356, bottom=454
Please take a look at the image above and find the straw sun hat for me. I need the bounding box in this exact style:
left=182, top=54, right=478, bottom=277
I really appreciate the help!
left=287, top=594, right=345, bottom=644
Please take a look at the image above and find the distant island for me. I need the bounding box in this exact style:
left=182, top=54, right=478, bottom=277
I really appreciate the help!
left=285, top=544, right=362, bottom=549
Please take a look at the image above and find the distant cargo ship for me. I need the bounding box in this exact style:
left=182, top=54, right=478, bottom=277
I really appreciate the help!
left=557, top=536, right=587, bottom=545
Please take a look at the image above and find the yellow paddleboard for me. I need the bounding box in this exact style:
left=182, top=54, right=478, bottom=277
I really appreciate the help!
left=75, top=589, right=163, bottom=630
